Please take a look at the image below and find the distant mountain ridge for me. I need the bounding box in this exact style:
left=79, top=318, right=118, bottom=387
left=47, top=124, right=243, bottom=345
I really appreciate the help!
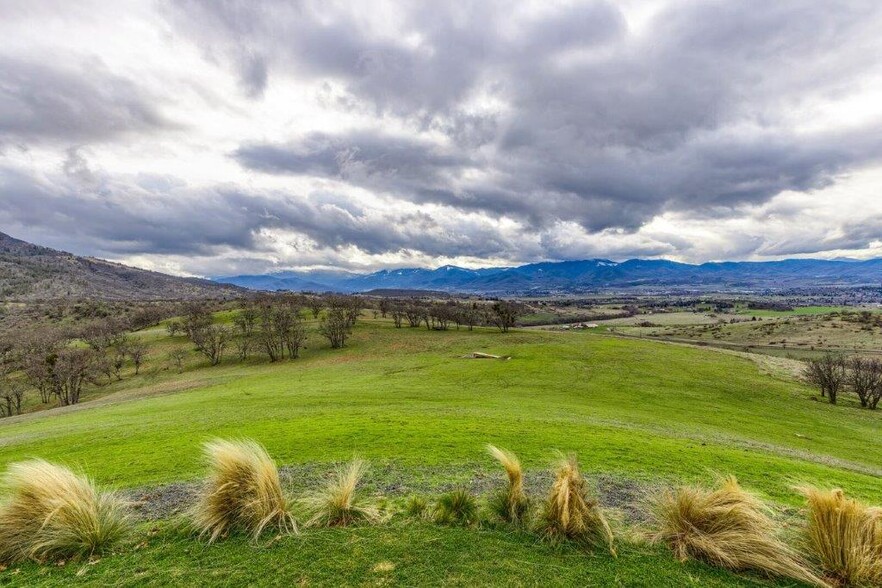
left=215, top=257, right=882, bottom=294
left=0, top=231, right=244, bottom=300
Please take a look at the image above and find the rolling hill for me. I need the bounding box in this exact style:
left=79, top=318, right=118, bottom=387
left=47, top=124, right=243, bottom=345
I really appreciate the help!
left=0, top=231, right=244, bottom=300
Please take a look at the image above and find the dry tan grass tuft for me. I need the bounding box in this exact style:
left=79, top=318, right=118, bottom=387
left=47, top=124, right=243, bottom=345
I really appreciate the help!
left=537, top=454, right=615, bottom=555
left=651, top=476, right=826, bottom=587
left=305, top=458, right=381, bottom=527
left=192, top=439, right=296, bottom=543
left=801, top=487, right=882, bottom=586
left=0, top=459, right=131, bottom=562
left=486, top=444, right=529, bottom=524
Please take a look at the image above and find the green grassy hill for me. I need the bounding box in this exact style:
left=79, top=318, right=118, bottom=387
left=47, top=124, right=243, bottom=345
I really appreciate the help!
left=1, top=317, right=879, bottom=586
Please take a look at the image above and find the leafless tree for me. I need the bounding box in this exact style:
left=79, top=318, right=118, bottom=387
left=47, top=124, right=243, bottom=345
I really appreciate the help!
left=192, top=325, right=230, bottom=366
left=391, top=305, right=404, bottom=328
left=405, top=305, right=424, bottom=328
left=308, top=297, right=324, bottom=319
left=378, top=298, right=391, bottom=318
left=166, top=320, right=183, bottom=337
left=80, top=319, right=126, bottom=352
left=319, top=306, right=351, bottom=349
left=168, top=348, right=187, bottom=373
left=848, top=357, right=882, bottom=409
left=491, top=301, right=521, bottom=333
left=0, top=376, right=27, bottom=417
left=183, top=303, right=213, bottom=338
left=19, top=331, right=62, bottom=403
left=804, top=353, right=847, bottom=404
left=53, top=348, right=99, bottom=405
left=127, top=340, right=148, bottom=375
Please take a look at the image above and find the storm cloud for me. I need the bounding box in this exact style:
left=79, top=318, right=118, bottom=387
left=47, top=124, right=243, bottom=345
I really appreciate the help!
left=2, top=0, right=882, bottom=274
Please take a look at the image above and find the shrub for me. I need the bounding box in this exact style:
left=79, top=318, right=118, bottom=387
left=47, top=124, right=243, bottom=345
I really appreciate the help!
left=434, top=489, right=478, bottom=526
left=537, top=454, right=615, bottom=555
left=486, top=444, right=529, bottom=524
left=651, top=477, right=824, bottom=587
left=305, top=459, right=381, bottom=527
left=0, top=460, right=131, bottom=562
left=192, top=439, right=296, bottom=543
left=801, top=487, right=882, bottom=586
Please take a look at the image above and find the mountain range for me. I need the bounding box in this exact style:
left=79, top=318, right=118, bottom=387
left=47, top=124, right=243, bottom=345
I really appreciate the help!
left=216, top=258, right=882, bottom=294
left=0, top=231, right=243, bottom=300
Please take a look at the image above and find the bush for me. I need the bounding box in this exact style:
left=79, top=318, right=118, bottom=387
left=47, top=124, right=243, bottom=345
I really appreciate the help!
left=801, top=487, right=882, bottom=586
left=537, top=454, right=615, bottom=555
left=434, top=489, right=478, bottom=526
left=0, top=460, right=131, bottom=562
left=192, top=439, right=296, bottom=543
left=651, top=477, right=824, bottom=586
left=486, top=445, right=529, bottom=524
left=305, top=459, right=381, bottom=527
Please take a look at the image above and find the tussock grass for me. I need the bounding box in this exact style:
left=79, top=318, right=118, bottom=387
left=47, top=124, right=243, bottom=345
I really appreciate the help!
left=0, top=460, right=130, bottom=562
left=537, top=454, right=615, bottom=555
left=305, top=459, right=381, bottom=527
left=651, top=476, right=826, bottom=587
left=405, top=495, right=429, bottom=519
left=801, top=487, right=882, bottom=586
left=192, top=439, right=296, bottom=543
left=434, top=489, right=478, bottom=526
left=486, top=445, right=529, bottom=524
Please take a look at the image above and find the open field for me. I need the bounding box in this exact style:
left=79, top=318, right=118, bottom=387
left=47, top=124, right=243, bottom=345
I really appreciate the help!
left=1, top=315, right=880, bottom=585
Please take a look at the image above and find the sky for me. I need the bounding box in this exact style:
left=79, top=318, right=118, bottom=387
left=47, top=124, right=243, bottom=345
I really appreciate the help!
left=1, top=0, right=882, bottom=277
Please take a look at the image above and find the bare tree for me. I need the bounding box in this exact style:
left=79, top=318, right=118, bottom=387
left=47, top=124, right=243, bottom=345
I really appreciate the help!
left=19, top=331, right=62, bottom=404
left=848, top=357, right=882, bottom=409
left=491, top=301, right=521, bottom=333
left=168, top=348, right=187, bottom=373
left=804, top=354, right=847, bottom=404
left=0, top=377, right=27, bottom=417
left=80, top=319, right=126, bottom=352
left=127, top=340, right=148, bottom=375
left=405, top=305, right=424, bottom=328
left=378, top=298, right=391, bottom=318
left=183, top=303, right=213, bottom=338
left=308, top=297, right=324, bottom=319
left=0, top=359, right=27, bottom=417
left=166, top=320, right=183, bottom=337
left=460, top=303, right=480, bottom=331
left=319, top=306, right=351, bottom=349
left=53, top=348, right=99, bottom=406
left=192, top=325, right=230, bottom=366
left=391, top=305, right=404, bottom=328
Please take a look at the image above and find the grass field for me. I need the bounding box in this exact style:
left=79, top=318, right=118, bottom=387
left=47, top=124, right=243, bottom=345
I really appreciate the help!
left=1, top=316, right=880, bottom=586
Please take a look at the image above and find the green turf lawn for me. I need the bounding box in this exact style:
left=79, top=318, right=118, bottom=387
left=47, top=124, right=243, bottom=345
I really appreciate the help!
left=1, top=317, right=879, bottom=586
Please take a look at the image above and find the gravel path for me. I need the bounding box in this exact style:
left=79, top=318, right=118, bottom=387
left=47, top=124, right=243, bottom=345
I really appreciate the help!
left=122, top=463, right=653, bottom=523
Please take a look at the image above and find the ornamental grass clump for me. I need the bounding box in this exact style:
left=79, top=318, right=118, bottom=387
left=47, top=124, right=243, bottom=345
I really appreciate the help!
left=434, top=489, right=479, bottom=527
left=305, top=458, right=381, bottom=527
left=0, top=460, right=131, bottom=563
left=801, top=487, right=882, bottom=587
left=537, top=454, right=615, bottom=555
left=651, top=476, right=826, bottom=587
left=192, top=439, right=296, bottom=543
left=486, top=444, right=529, bottom=524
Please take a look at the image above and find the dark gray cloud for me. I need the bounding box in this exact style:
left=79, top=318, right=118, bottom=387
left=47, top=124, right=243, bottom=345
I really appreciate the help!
left=0, top=164, right=520, bottom=264
left=167, top=0, right=882, bottom=234
left=2, top=0, right=882, bottom=271
left=0, top=57, right=173, bottom=144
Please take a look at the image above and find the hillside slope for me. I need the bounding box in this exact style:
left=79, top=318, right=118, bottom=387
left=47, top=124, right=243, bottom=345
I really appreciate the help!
left=0, top=231, right=243, bottom=300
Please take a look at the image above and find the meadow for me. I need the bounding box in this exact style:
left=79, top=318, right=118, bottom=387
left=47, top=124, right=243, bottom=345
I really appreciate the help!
left=0, top=315, right=880, bottom=586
